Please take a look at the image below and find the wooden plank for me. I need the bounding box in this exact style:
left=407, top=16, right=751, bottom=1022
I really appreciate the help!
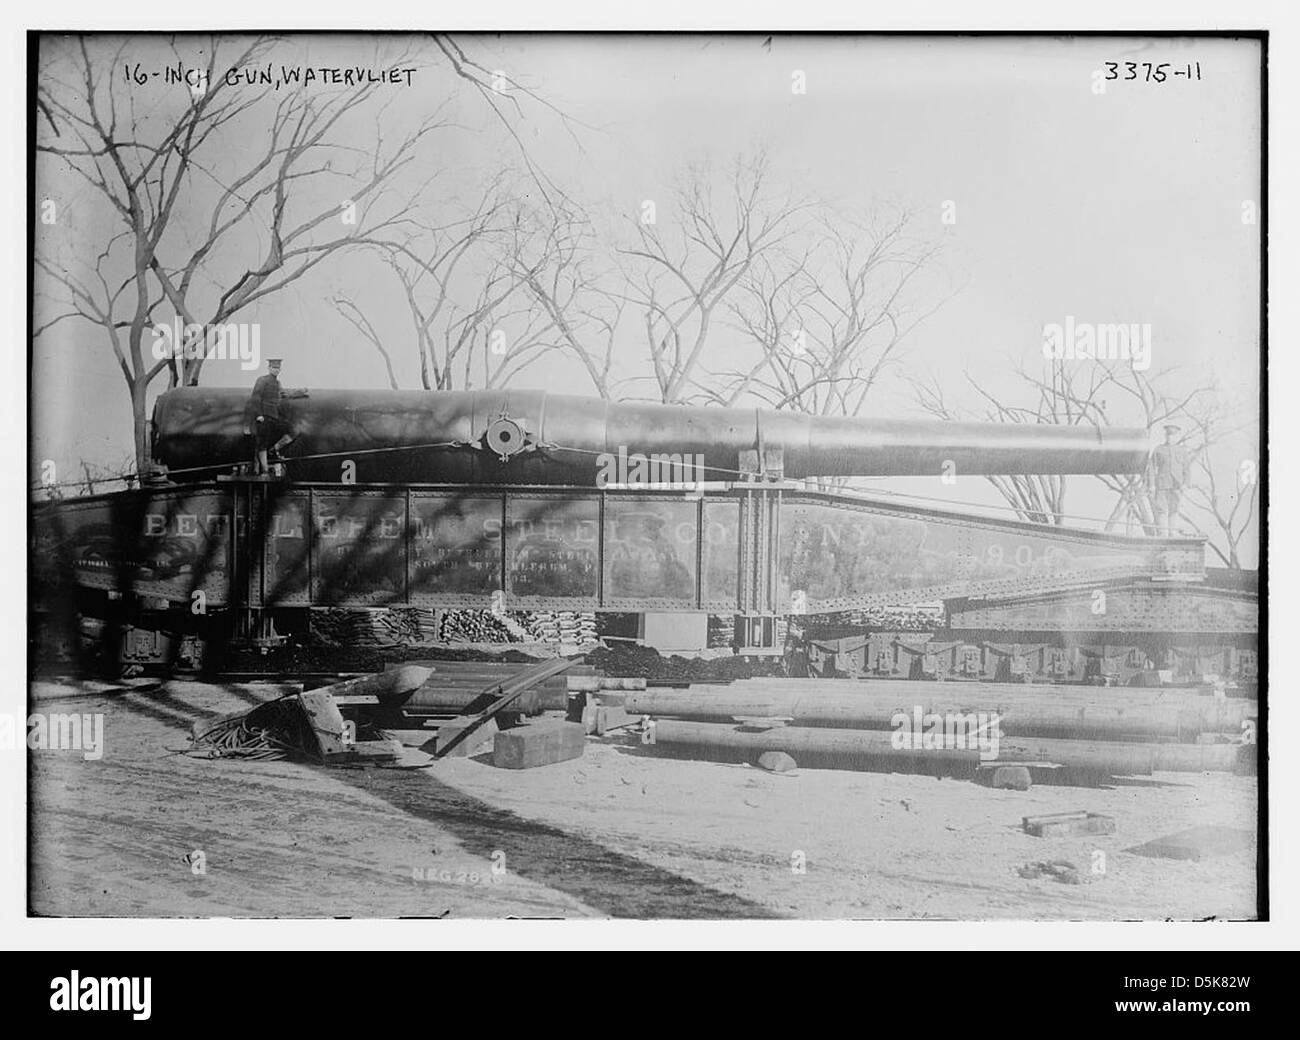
left=340, top=739, right=402, bottom=763
left=1022, top=812, right=1116, bottom=838
left=433, top=716, right=499, bottom=758
left=431, top=657, right=579, bottom=761
left=382, top=727, right=438, bottom=748
left=396, top=660, right=595, bottom=676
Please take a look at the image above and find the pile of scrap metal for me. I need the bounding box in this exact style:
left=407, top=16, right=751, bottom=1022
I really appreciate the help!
left=185, top=668, right=426, bottom=765
left=187, top=699, right=317, bottom=761
left=187, top=658, right=592, bottom=769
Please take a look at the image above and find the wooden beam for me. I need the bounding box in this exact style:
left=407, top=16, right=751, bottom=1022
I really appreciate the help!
left=431, top=657, right=579, bottom=761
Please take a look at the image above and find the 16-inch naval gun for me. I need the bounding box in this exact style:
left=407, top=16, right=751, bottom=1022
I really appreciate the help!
left=149, top=387, right=1151, bottom=484
left=32, top=387, right=1255, bottom=687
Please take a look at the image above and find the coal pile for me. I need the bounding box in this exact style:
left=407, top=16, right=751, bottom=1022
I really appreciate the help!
left=588, top=643, right=789, bottom=683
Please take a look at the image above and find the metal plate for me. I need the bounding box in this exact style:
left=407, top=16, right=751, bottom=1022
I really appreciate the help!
left=262, top=490, right=311, bottom=605
left=310, top=490, right=407, bottom=606
left=34, top=488, right=234, bottom=606
left=603, top=496, right=699, bottom=608
left=949, top=584, right=1260, bottom=634
left=504, top=493, right=600, bottom=607
left=776, top=494, right=1189, bottom=612
left=701, top=499, right=740, bottom=610
left=408, top=492, right=502, bottom=605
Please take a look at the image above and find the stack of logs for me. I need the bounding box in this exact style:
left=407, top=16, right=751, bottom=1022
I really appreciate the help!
left=310, top=608, right=438, bottom=647
left=309, top=608, right=603, bottom=649
left=437, top=610, right=526, bottom=644
left=625, top=678, right=1258, bottom=785
left=309, top=608, right=536, bottom=647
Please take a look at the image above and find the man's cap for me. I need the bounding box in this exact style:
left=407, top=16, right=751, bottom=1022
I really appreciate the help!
left=267, top=358, right=283, bottom=366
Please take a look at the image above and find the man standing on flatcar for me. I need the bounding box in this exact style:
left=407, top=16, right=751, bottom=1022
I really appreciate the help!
left=1147, top=422, right=1190, bottom=536
left=244, top=358, right=309, bottom=475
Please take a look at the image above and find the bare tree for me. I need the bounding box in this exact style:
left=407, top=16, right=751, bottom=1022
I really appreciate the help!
left=36, top=33, right=583, bottom=475
left=338, top=192, right=624, bottom=396
left=506, top=199, right=623, bottom=398
left=618, top=150, right=813, bottom=403
left=912, top=359, right=1104, bottom=524
left=438, top=245, right=558, bottom=391
left=35, top=36, right=440, bottom=470
left=1177, top=399, right=1260, bottom=568
left=429, top=35, right=591, bottom=211
left=74, top=453, right=138, bottom=496
left=715, top=207, right=948, bottom=419
left=331, top=293, right=399, bottom=390
left=333, top=199, right=549, bottom=392
left=332, top=179, right=515, bottom=390
left=912, top=356, right=1259, bottom=567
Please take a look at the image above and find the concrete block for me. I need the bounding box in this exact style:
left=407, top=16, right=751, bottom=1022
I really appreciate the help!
left=1023, top=812, right=1115, bottom=838
left=493, top=719, right=585, bottom=770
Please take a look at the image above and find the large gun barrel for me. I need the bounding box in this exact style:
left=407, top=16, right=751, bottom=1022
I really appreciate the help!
left=151, top=387, right=1151, bottom=483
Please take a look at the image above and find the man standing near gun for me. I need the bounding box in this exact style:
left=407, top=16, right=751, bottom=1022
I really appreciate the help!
left=243, top=358, right=309, bottom=475
left=1147, top=422, right=1190, bottom=536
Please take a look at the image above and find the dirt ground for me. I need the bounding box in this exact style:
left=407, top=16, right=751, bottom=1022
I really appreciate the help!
left=27, top=678, right=1259, bottom=920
